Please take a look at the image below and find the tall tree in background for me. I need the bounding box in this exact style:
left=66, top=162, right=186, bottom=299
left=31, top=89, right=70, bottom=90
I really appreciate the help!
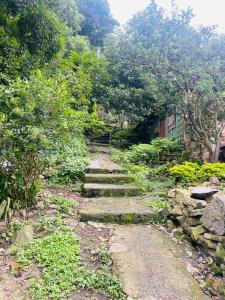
left=77, top=0, right=118, bottom=46
left=103, top=1, right=225, bottom=161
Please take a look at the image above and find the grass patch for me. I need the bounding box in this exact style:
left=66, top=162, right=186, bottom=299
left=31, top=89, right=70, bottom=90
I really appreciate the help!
left=11, top=226, right=126, bottom=300
left=45, top=195, right=78, bottom=213
left=144, top=199, right=168, bottom=213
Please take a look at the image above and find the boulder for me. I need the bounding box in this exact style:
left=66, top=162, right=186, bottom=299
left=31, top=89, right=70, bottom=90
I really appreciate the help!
left=191, top=187, right=218, bottom=200
left=209, top=176, right=221, bottom=186
left=12, top=224, right=33, bottom=245
left=175, top=189, right=207, bottom=208
left=201, top=193, right=225, bottom=236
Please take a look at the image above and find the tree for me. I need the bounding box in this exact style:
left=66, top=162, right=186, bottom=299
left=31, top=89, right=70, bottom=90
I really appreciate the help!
left=103, top=30, right=166, bottom=123
left=77, top=0, right=118, bottom=46
left=104, top=0, right=225, bottom=161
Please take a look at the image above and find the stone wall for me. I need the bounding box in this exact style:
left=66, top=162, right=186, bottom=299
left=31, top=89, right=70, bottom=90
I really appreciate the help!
left=167, top=184, right=225, bottom=276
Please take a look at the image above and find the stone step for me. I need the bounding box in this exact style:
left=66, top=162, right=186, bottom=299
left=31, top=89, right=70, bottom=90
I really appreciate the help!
left=88, top=142, right=109, bottom=147
left=109, top=226, right=209, bottom=300
left=82, top=183, right=142, bottom=198
left=85, top=173, right=133, bottom=184
left=86, top=167, right=127, bottom=174
left=79, top=197, right=160, bottom=224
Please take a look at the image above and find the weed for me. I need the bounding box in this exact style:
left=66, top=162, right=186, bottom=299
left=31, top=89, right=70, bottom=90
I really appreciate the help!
left=45, top=195, right=78, bottom=213
left=144, top=199, right=168, bottom=213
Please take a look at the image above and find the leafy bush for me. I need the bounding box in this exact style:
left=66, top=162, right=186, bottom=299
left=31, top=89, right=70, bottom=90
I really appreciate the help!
left=113, top=138, right=186, bottom=166
left=48, top=136, right=89, bottom=184
left=169, top=162, right=199, bottom=183
left=169, top=162, right=225, bottom=183
left=197, top=163, right=225, bottom=181
left=0, top=70, right=82, bottom=214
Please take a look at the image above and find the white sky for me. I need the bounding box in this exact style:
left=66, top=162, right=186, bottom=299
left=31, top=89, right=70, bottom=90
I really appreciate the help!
left=108, top=0, right=225, bottom=33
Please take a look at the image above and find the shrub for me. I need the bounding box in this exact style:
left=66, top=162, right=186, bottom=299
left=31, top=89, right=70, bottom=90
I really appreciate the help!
left=48, top=136, right=89, bottom=184
left=0, top=70, right=81, bottom=215
left=169, top=162, right=199, bottom=183
left=118, top=138, right=186, bottom=166
left=197, top=163, right=225, bottom=181
left=169, top=162, right=225, bottom=183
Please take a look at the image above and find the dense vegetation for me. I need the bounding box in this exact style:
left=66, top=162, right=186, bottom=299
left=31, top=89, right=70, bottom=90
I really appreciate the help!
left=102, top=2, right=225, bottom=160
left=1, top=0, right=225, bottom=215
left=0, top=0, right=116, bottom=219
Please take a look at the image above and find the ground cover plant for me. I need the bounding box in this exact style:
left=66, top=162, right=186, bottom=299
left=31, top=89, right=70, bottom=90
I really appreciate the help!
left=170, top=162, right=225, bottom=184
left=111, top=138, right=182, bottom=191
left=11, top=225, right=126, bottom=300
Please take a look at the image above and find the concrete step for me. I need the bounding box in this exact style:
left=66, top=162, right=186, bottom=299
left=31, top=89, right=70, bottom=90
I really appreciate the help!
left=109, top=226, right=209, bottom=299
left=85, top=173, right=133, bottom=184
left=79, top=197, right=160, bottom=224
left=82, top=183, right=142, bottom=198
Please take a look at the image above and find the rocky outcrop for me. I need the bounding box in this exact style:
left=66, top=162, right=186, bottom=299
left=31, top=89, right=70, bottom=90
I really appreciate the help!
left=201, top=193, right=225, bottom=236
left=167, top=187, right=225, bottom=277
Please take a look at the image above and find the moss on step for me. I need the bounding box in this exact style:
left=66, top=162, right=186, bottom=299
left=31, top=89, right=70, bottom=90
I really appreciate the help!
left=82, top=183, right=143, bottom=198
left=86, top=167, right=127, bottom=174
left=79, top=211, right=162, bottom=224
left=85, top=174, right=133, bottom=184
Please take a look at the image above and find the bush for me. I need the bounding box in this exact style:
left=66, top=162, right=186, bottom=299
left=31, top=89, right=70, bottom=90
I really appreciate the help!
left=197, top=163, right=225, bottom=181
left=0, top=70, right=81, bottom=215
left=48, top=136, right=89, bottom=184
left=169, top=162, right=225, bottom=183
left=114, top=138, right=186, bottom=166
left=169, top=162, right=199, bottom=184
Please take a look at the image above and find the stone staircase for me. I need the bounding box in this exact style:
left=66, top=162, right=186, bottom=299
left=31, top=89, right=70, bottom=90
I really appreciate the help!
left=80, top=144, right=162, bottom=224
left=78, top=144, right=209, bottom=300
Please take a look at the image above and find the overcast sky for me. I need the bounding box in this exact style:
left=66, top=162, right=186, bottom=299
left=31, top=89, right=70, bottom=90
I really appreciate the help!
left=108, top=0, right=225, bottom=33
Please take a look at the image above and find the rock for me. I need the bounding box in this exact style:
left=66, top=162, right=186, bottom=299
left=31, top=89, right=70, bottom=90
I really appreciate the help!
left=191, top=187, right=218, bottom=200
left=216, top=243, right=225, bottom=260
left=20, top=210, right=26, bottom=218
left=188, top=209, right=205, bottom=217
left=175, top=189, right=207, bottom=208
left=12, top=225, right=33, bottom=245
left=49, top=204, right=60, bottom=210
left=201, top=193, right=225, bottom=235
left=209, top=176, right=221, bottom=186
left=10, top=262, right=23, bottom=273
left=167, top=189, right=176, bottom=198
left=202, top=239, right=218, bottom=250
left=36, top=201, right=45, bottom=210
left=166, top=220, right=176, bottom=232
left=186, top=225, right=206, bottom=240
left=181, top=217, right=201, bottom=227
left=167, top=206, right=183, bottom=216
left=87, top=221, right=106, bottom=228
left=175, top=189, right=191, bottom=203
left=204, top=233, right=213, bottom=240
left=204, top=233, right=225, bottom=243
